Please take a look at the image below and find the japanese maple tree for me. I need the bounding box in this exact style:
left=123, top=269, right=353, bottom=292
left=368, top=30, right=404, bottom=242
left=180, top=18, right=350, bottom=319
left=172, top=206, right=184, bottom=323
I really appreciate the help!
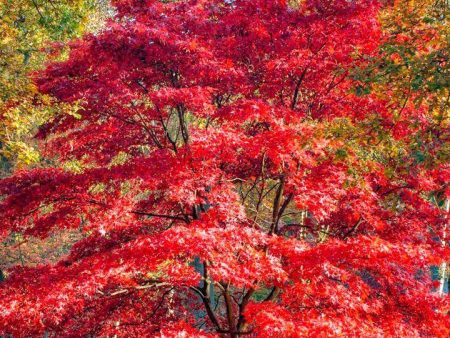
left=0, top=0, right=448, bottom=337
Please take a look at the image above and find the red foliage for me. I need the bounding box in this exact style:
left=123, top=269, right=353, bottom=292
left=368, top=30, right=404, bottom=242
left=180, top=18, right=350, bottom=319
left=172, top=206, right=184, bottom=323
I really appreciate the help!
left=0, top=0, right=448, bottom=336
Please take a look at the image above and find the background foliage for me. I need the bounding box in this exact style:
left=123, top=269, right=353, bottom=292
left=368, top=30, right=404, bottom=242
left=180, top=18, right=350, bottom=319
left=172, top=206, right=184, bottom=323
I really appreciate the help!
left=0, top=0, right=110, bottom=173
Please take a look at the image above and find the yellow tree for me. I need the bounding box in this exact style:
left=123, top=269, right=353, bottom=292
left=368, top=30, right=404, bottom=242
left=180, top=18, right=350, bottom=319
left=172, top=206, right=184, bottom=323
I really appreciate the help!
left=0, top=0, right=110, bottom=174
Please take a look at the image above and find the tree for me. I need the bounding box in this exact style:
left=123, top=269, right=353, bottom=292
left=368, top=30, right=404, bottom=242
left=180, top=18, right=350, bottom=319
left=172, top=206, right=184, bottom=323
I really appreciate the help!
left=0, top=0, right=110, bottom=173
left=0, top=0, right=448, bottom=336
left=353, top=0, right=449, bottom=297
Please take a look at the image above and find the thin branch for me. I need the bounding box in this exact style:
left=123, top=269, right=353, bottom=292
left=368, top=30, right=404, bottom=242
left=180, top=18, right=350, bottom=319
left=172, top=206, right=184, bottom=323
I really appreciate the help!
left=31, top=0, right=45, bottom=21
left=291, top=68, right=308, bottom=109
left=264, top=286, right=280, bottom=302
left=131, top=210, right=189, bottom=222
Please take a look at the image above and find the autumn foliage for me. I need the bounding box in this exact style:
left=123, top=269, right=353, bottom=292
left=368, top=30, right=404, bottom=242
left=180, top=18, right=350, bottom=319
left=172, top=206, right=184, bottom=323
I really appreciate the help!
left=0, top=0, right=448, bottom=336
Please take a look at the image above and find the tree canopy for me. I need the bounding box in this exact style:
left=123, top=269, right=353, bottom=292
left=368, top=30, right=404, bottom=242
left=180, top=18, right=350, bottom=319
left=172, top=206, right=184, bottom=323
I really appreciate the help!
left=0, top=0, right=109, bottom=172
left=0, top=0, right=448, bottom=336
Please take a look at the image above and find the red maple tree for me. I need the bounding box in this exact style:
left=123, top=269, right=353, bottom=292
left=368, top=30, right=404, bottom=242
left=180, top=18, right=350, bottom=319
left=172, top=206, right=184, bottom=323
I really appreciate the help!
left=0, top=0, right=448, bottom=336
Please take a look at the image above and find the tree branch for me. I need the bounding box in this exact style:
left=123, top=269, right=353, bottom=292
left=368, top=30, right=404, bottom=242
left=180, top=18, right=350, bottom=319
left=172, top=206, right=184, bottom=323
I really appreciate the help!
left=131, top=210, right=189, bottom=222
left=291, top=68, right=308, bottom=109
